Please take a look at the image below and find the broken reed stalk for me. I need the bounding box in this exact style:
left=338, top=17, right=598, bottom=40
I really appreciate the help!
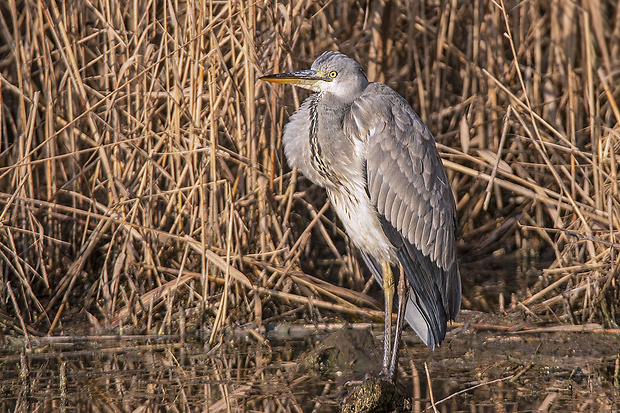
left=0, top=0, right=618, bottom=339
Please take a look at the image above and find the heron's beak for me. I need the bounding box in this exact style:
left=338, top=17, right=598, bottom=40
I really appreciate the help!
left=260, top=70, right=331, bottom=91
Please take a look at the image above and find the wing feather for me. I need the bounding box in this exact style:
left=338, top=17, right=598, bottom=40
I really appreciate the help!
left=345, top=83, right=461, bottom=348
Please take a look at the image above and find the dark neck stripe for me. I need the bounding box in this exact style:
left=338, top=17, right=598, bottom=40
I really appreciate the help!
left=309, top=92, right=330, bottom=177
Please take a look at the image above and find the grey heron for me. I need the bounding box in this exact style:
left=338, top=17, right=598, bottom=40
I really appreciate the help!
left=261, top=51, right=460, bottom=378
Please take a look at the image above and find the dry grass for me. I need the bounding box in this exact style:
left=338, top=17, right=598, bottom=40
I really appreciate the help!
left=0, top=0, right=619, bottom=343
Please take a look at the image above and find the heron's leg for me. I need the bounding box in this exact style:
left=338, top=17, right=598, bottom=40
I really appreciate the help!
left=388, top=264, right=409, bottom=379
left=380, top=260, right=394, bottom=376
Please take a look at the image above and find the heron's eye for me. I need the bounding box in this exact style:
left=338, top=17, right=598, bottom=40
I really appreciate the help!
left=328, top=71, right=338, bottom=78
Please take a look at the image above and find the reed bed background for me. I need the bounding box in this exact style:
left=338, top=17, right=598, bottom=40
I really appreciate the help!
left=1, top=0, right=619, bottom=342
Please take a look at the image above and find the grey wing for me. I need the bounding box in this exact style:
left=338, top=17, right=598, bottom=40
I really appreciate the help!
left=346, top=84, right=461, bottom=348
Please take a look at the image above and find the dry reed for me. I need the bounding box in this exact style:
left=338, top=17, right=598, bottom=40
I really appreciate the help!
left=0, top=0, right=619, bottom=343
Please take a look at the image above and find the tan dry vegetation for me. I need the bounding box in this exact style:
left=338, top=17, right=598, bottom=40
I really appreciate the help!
left=0, top=0, right=619, bottom=341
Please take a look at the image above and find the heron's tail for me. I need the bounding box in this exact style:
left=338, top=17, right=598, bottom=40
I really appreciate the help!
left=359, top=249, right=457, bottom=349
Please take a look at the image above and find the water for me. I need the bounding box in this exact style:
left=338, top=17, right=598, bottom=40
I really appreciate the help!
left=2, top=322, right=618, bottom=412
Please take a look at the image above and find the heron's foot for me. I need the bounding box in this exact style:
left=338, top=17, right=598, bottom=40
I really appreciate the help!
left=344, top=371, right=384, bottom=388
left=341, top=376, right=411, bottom=413
left=344, top=378, right=365, bottom=387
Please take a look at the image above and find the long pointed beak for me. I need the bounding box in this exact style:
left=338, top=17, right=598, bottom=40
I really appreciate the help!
left=260, top=70, right=331, bottom=90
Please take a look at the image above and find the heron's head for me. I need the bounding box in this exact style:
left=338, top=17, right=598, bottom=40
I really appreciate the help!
left=260, top=51, right=368, bottom=99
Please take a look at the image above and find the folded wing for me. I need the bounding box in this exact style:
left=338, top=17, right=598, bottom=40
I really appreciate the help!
left=345, top=83, right=461, bottom=348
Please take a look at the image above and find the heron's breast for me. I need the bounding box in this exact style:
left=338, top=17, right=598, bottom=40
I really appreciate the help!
left=328, top=179, right=396, bottom=263
left=282, top=103, right=330, bottom=187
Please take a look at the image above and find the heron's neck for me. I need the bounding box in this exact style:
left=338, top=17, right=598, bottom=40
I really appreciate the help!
left=308, top=92, right=331, bottom=179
